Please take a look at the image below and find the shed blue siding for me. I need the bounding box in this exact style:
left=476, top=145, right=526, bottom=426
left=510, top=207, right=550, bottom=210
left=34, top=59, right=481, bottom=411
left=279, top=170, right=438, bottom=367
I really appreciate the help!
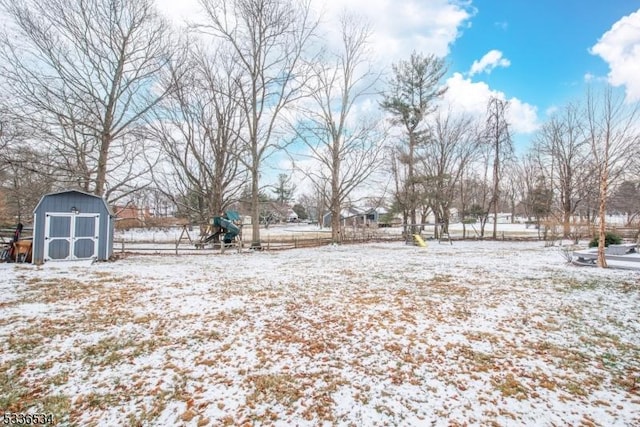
left=32, top=190, right=114, bottom=263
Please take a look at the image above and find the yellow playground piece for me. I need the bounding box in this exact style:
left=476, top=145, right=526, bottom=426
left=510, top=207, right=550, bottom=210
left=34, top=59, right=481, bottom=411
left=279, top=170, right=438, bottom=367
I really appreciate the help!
left=412, top=234, right=427, bottom=248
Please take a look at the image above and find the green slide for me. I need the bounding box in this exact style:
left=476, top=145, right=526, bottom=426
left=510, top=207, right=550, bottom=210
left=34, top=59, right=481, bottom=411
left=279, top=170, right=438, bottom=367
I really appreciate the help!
left=212, top=211, right=240, bottom=243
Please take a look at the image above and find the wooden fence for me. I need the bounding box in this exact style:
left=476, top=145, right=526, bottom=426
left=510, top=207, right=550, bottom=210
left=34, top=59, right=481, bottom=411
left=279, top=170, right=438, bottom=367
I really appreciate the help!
left=114, top=228, right=404, bottom=255
left=112, top=223, right=640, bottom=256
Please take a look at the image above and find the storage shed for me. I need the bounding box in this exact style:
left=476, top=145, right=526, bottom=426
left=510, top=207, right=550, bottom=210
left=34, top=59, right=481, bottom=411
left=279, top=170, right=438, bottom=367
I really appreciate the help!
left=32, top=190, right=114, bottom=264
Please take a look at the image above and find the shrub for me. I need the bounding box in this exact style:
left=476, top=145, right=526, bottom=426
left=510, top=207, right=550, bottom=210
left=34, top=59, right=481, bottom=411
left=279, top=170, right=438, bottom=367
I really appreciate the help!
left=588, top=232, right=622, bottom=248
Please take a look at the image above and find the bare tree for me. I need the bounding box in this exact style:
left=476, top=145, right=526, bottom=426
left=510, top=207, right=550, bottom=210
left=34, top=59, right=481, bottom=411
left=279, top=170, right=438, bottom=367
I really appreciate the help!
left=2, top=146, right=56, bottom=222
left=0, top=109, right=56, bottom=222
left=515, top=152, right=545, bottom=222
left=0, top=108, right=20, bottom=175
left=584, top=87, right=640, bottom=267
left=384, top=144, right=423, bottom=228
left=484, top=97, right=513, bottom=238
left=527, top=175, right=553, bottom=232
left=381, top=52, right=448, bottom=226
left=533, top=103, right=591, bottom=237
left=296, top=178, right=330, bottom=227
left=149, top=44, right=246, bottom=224
left=501, top=161, right=522, bottom=224
left=196, top=0, right=318, bottom=248
left=610, top=180, right=640, bottom=225
left=292, top=15, right=385, bottom=243
left=456, top=169, right=472, bottom=238
left=421, top=112, right=478, bottom=237
left=457, top=174, right=491, bottom=237
left=0, top=112, right=7, bottom=159
left=297, top=192, right=322, bottom=224
left=470, top=143, right=495, bottom=237
left=0, top=0, right=175, bottom=200
left=130, top=187, right=174, bottom=218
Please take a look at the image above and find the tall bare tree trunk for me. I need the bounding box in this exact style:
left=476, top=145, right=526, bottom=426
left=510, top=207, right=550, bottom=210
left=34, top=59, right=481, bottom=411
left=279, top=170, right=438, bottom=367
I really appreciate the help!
left=596, top=136, right=610, bottom=268
left=563, top=206, right=571, bottom=239
left=330, top=141, right=341, bottom=243
left=492, top=133, right=499, bottom=239
left=585, top=87, right=640, bottom=268
left=597, top=165, right=608, bottom=268
left=408, top=132, right=417, bottom=226
left=251, top=168, right=261, bottom=248
left=330, top=202, right=341, bottom=244
left=96, top=132, right=111, bottom=197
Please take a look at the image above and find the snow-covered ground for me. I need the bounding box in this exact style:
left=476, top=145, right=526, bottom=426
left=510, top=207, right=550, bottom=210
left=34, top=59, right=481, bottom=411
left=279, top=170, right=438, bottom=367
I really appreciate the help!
left=1, top=240, right=639, bottom=426
left=114, top=222, right=542, bottom=243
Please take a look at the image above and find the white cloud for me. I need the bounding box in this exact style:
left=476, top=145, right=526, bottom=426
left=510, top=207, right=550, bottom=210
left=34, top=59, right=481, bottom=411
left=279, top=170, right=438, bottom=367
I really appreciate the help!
left=590, top=9, right=640, bottom=102
left=469, top=50, right=511, bottom=76
left=155, top=0, right=473, bottom=61
left=154, top=1, right=536, bottom=135
left=319, top=0, right=472, bottom=60
left=443, top=72, right=492, bottom=115
left=508, top=98, right=539, bottom=134
left=443, top=73, right=539, bottom=134
left=583, top=72, right=607, bottom=84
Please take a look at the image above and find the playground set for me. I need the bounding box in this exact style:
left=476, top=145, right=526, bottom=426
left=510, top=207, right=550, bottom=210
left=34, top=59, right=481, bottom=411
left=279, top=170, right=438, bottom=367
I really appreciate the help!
left=191, top=211, right=243, bottom=251
left=403, top=223, right=452, bottom=247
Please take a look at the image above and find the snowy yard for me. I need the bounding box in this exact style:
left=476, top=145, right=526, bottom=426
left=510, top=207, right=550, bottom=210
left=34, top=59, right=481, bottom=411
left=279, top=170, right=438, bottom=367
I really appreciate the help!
left=1, top=241, right=639, bottom=426
left=113, top=222, right=542, bottom=244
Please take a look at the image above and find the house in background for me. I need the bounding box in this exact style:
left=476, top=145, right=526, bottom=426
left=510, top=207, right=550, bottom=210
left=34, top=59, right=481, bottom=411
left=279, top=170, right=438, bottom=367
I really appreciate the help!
left=286, top=208, right=299, bottom=222
left=486, top=212, right=512, bottom=223
left=322, top=206, right=387, bottom=228
left=112, top=203, right=153, bottom=224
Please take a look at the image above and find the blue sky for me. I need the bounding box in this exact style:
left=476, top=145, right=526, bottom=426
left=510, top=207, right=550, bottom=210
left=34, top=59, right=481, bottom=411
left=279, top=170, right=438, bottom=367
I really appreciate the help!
left=155, top=0, right=640, bottom=188
left=157, top=0, right=640, bottom=145
left=449, top=0, right=640, bottom=119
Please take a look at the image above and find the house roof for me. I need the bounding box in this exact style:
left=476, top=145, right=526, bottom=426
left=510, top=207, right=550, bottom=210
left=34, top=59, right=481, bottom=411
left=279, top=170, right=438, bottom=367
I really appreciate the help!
left=323, top=206, right=387, bottom=220
left=362, top=206, right=388, bottom=215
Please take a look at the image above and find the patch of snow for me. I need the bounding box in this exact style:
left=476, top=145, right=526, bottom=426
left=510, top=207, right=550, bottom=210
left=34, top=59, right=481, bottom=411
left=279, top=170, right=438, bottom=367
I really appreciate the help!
left=1, top=240, right=639, bottom=425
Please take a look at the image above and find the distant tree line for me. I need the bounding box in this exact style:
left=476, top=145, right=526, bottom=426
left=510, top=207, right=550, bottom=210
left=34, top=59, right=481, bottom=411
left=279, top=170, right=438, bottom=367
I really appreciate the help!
left=1, top=0, right=639, bottom=264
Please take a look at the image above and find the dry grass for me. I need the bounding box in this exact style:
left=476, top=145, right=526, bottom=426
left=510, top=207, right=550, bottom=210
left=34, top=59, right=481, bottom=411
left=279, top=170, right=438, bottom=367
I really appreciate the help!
left=1, top=242, right=639, bottom=425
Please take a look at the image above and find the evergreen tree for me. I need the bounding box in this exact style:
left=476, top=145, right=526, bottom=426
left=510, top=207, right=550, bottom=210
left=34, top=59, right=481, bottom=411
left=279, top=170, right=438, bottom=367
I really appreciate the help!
left=381, top=52, right=448, bottom=226
left=272, top=174, right=296, bottom=205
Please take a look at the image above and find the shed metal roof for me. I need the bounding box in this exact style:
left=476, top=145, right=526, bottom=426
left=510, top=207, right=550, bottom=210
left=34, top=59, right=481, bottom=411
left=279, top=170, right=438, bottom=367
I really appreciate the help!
left=33, top=189, right=114, bottom=216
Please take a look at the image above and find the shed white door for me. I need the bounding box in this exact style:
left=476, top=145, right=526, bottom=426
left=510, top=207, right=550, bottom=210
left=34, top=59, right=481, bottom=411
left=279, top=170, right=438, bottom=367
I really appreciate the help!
left=44, top=213, right=100, bottom=261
